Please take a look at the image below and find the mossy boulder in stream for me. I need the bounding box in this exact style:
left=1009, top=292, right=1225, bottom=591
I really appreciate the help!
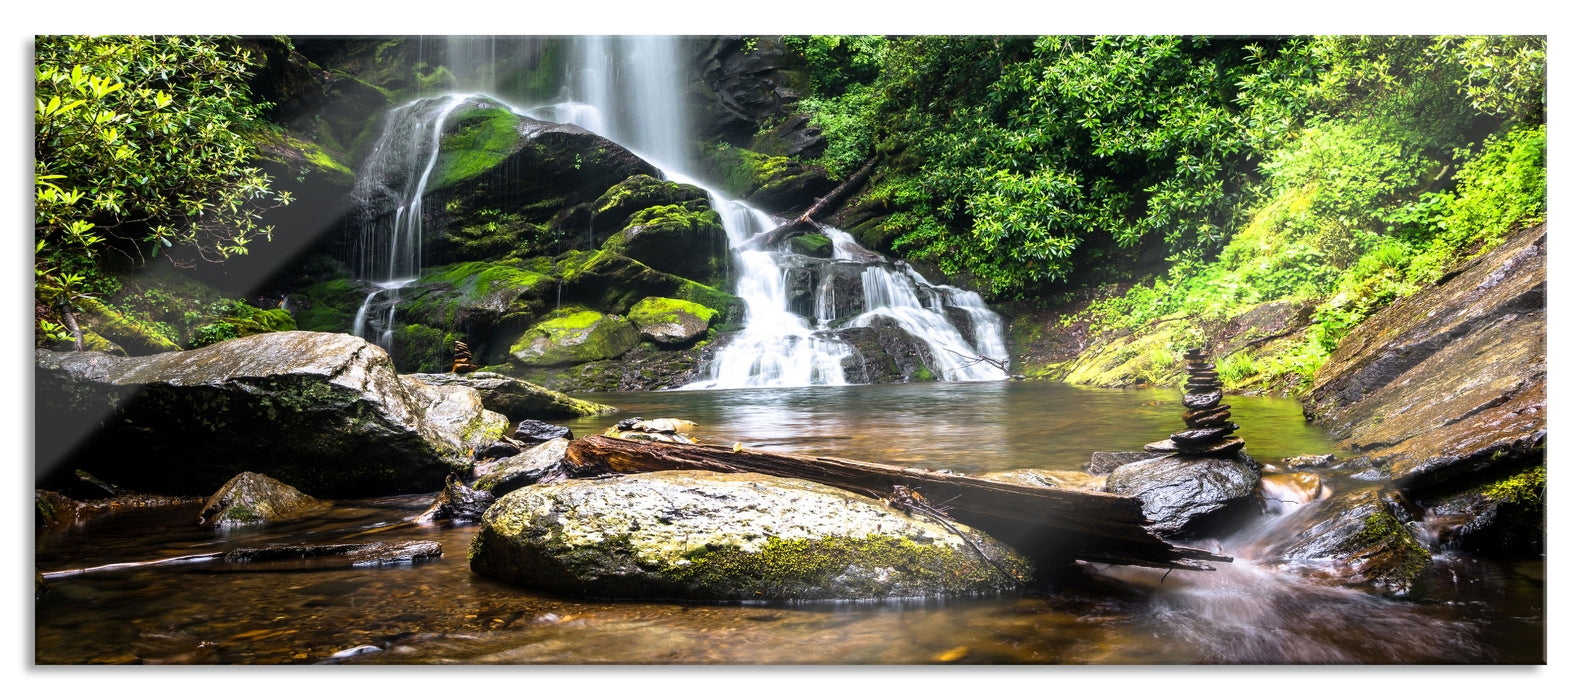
left=469, top=470, right=1032, bottom=601
left=196, top=472, right=328, bottom=528
left=1260, top=488, right=1431, bottom=596
left=405, top=371, right=615, bottom=421
left=601, top=203, right=728, bottom=284
left=626, top=296, right=717, bottom=346
left=34, top=331, right=507, bottom=498
left=508, top=307, right=640, bottom=368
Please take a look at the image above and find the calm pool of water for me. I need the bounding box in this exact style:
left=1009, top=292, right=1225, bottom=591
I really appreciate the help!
left=33, top=382, right=1543, bottom=664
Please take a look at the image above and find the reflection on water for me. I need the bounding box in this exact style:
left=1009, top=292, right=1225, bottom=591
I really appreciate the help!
left=34, top=383, right=1542, bottom=664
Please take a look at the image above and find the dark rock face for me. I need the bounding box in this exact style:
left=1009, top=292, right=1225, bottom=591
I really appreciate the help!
left=513, top=420, right=573, bottom=444
left=35, top=332, right=507, bottom=498
left=1305, top=224, right=1545, bottom=493
left=405, top=372, right=615, bottom=421
left=415, top=473, right=496, bottom=524
left=1254, top=489, right=1431, bottom=596
left=690, top=36, right=807, bottom=147
left=1105, top=453, right=1262, bottom=538
left=197, top=472, right=327, bottom=528
left=469, top=470, right=1030, bottom=601
left=835, top=318, right=938, bottom=384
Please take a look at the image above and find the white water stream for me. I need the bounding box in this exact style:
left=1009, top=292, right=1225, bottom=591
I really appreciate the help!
left=348, top=36, right=1009, bottom=388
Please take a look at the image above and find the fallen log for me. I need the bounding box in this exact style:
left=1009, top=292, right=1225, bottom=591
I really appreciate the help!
left=564, top=435, right=1230, bottom=571
left=738, top=156, right=878, bottom=250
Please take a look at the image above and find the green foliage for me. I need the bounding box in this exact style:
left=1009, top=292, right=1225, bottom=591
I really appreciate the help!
left=34, top=35, right=289, bottom=343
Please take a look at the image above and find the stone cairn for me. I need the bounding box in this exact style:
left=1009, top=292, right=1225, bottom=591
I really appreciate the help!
left=450, top=340, right=477, bottom=374
left=1145, top=348, right=1245, bottom=457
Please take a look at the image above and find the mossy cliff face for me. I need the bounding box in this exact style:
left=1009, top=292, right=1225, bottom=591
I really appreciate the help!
left=508, top=306, right=641, bottom=368
left=34, top=331, right=506, bottom=498
left=469, top=470, right=1032, bottom=601
left=696, top=141, right=833, bottom=214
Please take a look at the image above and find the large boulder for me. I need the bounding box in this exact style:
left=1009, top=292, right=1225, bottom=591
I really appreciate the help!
left=601, top=204, right=728, bottom=284
left=835, top=318, right=939, bottom=384
left=196, top=472, right=327, bottom=528
left=474, top=438, right=570, bottom=497
left=469, top=470, right=1031, bottom=601
left=35, top=331, right=508, bottom=498
left=406, top=371, right=614, bottom=421
left=626, top=296, right=718, bottom=346
left=1305, top=223, right=1546, bottom=493
left=1105, top=453, right=1262, bottom=538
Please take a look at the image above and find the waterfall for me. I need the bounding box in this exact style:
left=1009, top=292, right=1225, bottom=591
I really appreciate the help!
left=344, top=36, right=1008, bottom=386
left=348, top=93, right=471, bottom=350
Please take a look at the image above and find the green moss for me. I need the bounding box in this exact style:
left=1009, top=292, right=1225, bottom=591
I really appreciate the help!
left=418, top=261, right=551, bottom=298
left=661, top=534, right=1023, bottom=599
left=508, top=305, right=640, bottom=366
left=295, top=279, right=365, bottom=333
left=626, top=296, right=718, bottom=326
left=1484, top=465, right=1545, bottom=507
left=1345, top=512, right=1431, bottom=584
left=909, top=367, right=937, bottom=382
left=785, top=234, right=833, bottom=257
left=429, top=107, right=523, bottom=192
left=224, top=504, right=258, bottom=522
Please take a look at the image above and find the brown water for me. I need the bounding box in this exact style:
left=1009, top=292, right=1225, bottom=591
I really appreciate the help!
left=33, top=382, right=1544, bottom=664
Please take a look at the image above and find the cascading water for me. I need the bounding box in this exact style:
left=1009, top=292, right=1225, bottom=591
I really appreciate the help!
left=349, top=36, right=1008, bottom=387
left=348, top=94, right=471, bottom=349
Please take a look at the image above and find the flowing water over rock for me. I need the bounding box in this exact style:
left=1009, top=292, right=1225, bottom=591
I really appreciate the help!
left=33, top=383, right=1542, bottom=664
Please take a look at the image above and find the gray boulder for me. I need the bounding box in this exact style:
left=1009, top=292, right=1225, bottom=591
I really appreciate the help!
left=197, top=472, right=327, bottom=528
left=35, top=331, right=508, bottom=498
left=1105, top=453, right=1262, bottom=538
left=406, top=371, right=615, bottom=421
left=474, top=438, right=570, bottom=496
left=469, top=470, right=1031, bottom=601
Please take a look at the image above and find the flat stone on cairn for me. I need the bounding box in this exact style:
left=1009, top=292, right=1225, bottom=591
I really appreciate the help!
left=1143, top=348, right=1246, bottom=458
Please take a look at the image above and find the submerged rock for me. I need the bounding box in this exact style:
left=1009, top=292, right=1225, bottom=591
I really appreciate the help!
left=469, top=470, right=1031, bottom=601
left=1105, top=453, right=1262, bottom=538
left=1258, top=489, right=1431, bottom=596
left=1088, top=451, right=1157, bottom=476
left=197, top=472, right=327, bottom=528
left=406, top=372, right=615, bottom=421
left=35, top=331, right=507, bottom=498
left=223, top=540, right=442, bottom=567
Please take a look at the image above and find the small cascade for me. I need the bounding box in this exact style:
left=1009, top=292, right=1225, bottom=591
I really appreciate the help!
left=347, top=94, right=471, bottom=350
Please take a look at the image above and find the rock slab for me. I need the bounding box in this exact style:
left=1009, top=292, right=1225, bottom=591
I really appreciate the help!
left=1105, top=453, right=1262, bottom=538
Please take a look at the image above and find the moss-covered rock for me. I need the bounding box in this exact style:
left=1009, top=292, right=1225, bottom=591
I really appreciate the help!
left=75, top=297, right=183, bottom=355
left=589, top=174, right=713, bottom=237
left=556, top=249, right=745, bottom=325
left=626, top=296, right=717, bottom=346
left=508, top=306, right=640, bottom=368
left=695, top=141, right=833, bottom=213
left=293, top=278, right=372, bottom=333
left=785, top=233, right=833, bottom=258
left=601, top=203, right=728, bottom=284
left=429, top=106, right=525, bottom=192
left=405, top=372, right=614, bottom=421
left=196, top=472, right=328, bottom=528
left=469, top=470, right=1032, bottom=601
left=1267, top=488, right=1432, bottom=596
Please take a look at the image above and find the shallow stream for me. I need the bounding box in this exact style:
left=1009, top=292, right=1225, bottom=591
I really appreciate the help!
left=34, top=382, right=1543, bottom=664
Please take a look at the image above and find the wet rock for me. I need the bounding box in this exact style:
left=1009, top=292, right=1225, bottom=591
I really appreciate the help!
left=1105, top=453, right=1262, bottom=538
left=1305, top=224, right=1546, bottom=492
left=1259, top=472, right=1329, bottom=511
left=588, top=175, right=714, bottom=239
left=35, top=332, right=508, bottom=498
left=223, top=540, right=442, bottom=567
left=469, top=470, right=1031, bottom=601
left=36, top=490, right=85, bottom=529
left=513, top=419, right=573, bottom=444
left=1417, top=465, right=1544, bottom=557
left=415, top=473, right=496, bottom=524
left=474, top=438, right=570, bottom=496
left=603, top=417, right=699, bottom=444
left=477, top=441, right=523, bottom=461
left=1260, top=489, right=1431, bottom=596
left=834, top=318, right=939, bottom=384
left=1281, top=454, right=1338, bottom=470
left=601, top=202, right=728, bottom=283
left=1087, top=451, right=1156, bottom=476
left=785, top=233, right=833, bottom=258
left=407, top=371, right=615, bottom=422
left=197, top=472, right=328, bottom=528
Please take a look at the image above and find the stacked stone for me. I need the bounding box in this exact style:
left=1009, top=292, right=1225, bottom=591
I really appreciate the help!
left=1145, top=348, right=1246, bottom=457
left=451, top=340, right=477, bottom=374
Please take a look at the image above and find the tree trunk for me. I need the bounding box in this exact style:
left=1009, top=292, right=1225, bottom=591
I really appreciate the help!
left=563, top=435, right=1230, bottom=571
left=740, top=156, right=879, bottom=250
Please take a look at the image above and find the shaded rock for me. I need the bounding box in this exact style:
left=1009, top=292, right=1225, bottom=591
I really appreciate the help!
left=508, top=308, right=640, bottom=368
left=1417, top=465, right=1544, bottom=557
left=1088, top=451, right=1157, bottom=476
left=1259, top=489, right=1431, bottom=596
left=35, top=331, right=507, bottom=498
left=407, top=371, right=615, bottom=421
left=626, top=296, right=718, bottom=346
left=477, top=441, right=523, bottom=461
left=588, top=175, right=714, bottom=238
left=415, top=473, right=496, bottom=524
left=1105, top=453, right=1262, bottom=538
left=474, top=438, right=570, bottom=496
left=603, top=417, right=699, bottom=444
left=513, top=420, right=573, bottom=444
left=602, top=203, right=728, bottom=283
left=835, top=318, right=939, bottom=384
left=468, top=470, right=1031, bottom=601
left=1305, top=223, right=1546, bottom=491
left=197, top=472, right=327, bottom=528
left=223, top=540, right=442, bottom=567
left=36, top=490, right=85, bottom=529
left=785, top=233, right=833, bottom=258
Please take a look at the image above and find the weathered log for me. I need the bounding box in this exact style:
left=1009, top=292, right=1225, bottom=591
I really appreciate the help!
left=739, top=156, right=878, bottom=250
left=564, top=435, right=1231, bottom=571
